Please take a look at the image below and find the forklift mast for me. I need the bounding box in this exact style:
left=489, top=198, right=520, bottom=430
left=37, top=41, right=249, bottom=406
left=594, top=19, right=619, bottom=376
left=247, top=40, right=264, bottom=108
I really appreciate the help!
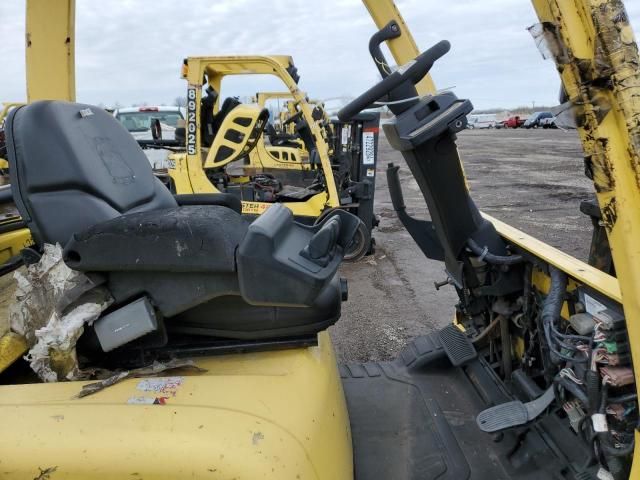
left=25, top=0, right=76, bottom=102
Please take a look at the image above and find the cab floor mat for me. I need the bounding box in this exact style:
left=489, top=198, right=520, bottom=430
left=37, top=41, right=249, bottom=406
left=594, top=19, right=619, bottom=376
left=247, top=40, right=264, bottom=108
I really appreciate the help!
left=340, top=334, right=592, bottom=480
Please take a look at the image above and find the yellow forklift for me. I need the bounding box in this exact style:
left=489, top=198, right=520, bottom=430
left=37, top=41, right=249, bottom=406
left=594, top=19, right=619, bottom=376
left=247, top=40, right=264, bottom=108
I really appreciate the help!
left=253, top=91, right=308, bottom=163
left=164, top=54, right=380, bottom=260
left=1, top=0, right=640, bottom=479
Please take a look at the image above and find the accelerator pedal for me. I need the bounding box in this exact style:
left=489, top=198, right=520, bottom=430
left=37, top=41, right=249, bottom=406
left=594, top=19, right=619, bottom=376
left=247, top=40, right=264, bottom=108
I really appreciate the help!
left=438, top=324, right=477, bottom=366
left=476, top=387, right=555, bottom=433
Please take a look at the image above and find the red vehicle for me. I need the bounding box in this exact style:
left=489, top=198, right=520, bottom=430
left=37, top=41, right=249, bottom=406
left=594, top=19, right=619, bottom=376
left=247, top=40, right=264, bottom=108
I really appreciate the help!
left=503, top=115, right=526, bottom=128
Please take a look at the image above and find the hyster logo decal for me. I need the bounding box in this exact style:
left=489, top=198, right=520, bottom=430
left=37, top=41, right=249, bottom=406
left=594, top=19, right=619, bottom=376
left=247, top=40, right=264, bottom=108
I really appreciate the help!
left=187, top=86, right=198, bottom=155
left=242, top=202, right=269, bottom=215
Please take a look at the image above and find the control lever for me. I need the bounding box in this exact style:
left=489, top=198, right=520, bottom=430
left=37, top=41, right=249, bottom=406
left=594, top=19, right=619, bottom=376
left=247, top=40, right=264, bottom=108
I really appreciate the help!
left=386, top=163, right=444, bottom=261
left=367, top=20, right=421, bottom=115
left=368, top=20, right=401, bottom=79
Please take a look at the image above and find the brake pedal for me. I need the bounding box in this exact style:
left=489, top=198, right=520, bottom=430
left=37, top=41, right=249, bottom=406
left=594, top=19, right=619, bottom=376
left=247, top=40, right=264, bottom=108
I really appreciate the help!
left=438, top=324, right=477, bottom=366
left=476, top=387, right=555, bottom=433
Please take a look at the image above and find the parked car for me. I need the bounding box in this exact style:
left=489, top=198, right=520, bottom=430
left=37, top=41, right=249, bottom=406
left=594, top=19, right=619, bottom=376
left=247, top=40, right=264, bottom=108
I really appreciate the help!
left=503, top=115, right=526, bottom=128
left=539, top=116, right=557, bottom=129
left=467, top=114, right=497, bottom=129
left=113, top=106, right=185, bottom=141
left=523, top=111, right=553, bottom=128
left=113, top=106, right=185, bottom=169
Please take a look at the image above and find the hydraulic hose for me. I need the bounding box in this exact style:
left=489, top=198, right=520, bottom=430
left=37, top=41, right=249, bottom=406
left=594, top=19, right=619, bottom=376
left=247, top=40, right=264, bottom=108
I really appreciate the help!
left=499, top=314, right=513, bottom=378
left=466, top=238, right=523, bottom=265
left=543, top=267, right=567, bottom=345
left=542, top=267, right=588, bottom=364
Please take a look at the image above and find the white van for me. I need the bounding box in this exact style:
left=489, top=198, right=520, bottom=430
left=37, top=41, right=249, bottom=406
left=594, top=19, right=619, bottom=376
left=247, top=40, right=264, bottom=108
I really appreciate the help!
left=467, top=114, right=497, bottom=129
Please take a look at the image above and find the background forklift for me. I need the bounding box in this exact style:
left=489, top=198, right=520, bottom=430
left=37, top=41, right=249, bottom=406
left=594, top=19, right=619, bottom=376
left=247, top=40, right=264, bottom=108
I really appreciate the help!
left=1, top=0, right=640, bottom=479
left=254, top=91, right=306, bottom=143
left=165, top=54, right=380, bottom=260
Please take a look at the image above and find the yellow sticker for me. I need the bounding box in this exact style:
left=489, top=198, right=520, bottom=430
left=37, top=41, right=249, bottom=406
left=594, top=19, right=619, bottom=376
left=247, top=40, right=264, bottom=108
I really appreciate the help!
left=242, top=202, right=269, bottom=215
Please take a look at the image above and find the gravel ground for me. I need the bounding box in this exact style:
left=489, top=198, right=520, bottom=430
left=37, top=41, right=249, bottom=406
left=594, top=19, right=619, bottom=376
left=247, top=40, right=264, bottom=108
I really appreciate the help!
left=332, top=128, right=594, bottom=363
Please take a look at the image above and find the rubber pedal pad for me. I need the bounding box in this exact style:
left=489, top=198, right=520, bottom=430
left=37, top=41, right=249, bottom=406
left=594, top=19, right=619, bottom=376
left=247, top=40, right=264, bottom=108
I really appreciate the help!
left=476, top=387, right=555, bottom=433
left=437, top=324, right=477, bottom=366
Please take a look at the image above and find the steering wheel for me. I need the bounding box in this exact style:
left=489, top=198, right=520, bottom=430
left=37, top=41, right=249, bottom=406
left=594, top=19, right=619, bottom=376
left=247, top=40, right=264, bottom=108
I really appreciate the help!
left=338, top=40, right=450, bottom=121
left=283, top=109, right=304, bottom=126
left=150, top=118, right=163, bottom=142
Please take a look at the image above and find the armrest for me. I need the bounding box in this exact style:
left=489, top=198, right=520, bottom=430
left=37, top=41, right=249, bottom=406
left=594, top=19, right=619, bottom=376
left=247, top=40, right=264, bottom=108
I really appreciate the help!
left=174, top=193, right=242, bottom=214
left=64, top=206, right=247, bottom=273
left=237, top=204, right=359, bottom=307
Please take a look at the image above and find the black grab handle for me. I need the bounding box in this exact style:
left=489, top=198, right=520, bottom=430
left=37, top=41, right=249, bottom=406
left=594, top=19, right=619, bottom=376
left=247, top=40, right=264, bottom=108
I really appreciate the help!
left=338, top=40, right=450, bottom=121
left=368, top=21, right=402, bottom=79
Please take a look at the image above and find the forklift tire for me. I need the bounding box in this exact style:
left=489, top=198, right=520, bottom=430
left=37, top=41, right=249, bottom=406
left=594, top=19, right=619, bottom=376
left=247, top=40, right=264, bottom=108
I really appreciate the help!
left=344, top=222, right=371, bottom=262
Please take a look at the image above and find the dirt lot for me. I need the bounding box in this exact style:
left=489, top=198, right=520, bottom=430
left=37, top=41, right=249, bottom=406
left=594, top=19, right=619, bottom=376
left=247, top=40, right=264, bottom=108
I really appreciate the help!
left=333, top=128, right=594, bottom=362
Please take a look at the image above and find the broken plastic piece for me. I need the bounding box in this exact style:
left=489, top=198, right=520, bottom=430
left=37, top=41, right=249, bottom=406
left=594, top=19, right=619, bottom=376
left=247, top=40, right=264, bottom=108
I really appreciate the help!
left=9, top=244, right=99, bottom=344
left=27, top=287, right=112, bottom=382
left=76, top=359, right=207, bottom=398
left=7, top=244, right=113, bottom=381
left=527, top=23, right=569, bottom=64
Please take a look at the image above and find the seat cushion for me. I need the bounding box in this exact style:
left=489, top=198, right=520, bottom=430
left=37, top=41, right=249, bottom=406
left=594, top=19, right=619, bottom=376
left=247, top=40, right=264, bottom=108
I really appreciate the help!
left=6, top=101, right=176, bottom=246
left=64, top=205, right=248, bottom=273
left=168, top=276, right=343, bottom=339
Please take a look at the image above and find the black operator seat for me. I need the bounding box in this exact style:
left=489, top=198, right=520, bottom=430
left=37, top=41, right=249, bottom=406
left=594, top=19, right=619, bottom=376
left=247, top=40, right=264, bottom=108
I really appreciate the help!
left=211, top=97, right=242, bottom=136
left=201, top=90, right=242, bottom=147
left=5, top=101, right=359, bottom=348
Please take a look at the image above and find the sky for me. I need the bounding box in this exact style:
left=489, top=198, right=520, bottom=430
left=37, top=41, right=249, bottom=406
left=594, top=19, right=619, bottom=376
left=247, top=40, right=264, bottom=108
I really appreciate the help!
left=1, top=1, right=639, bottom=111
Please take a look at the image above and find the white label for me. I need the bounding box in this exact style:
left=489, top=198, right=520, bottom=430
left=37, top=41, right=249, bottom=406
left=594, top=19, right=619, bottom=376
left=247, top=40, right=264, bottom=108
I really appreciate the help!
left=591, top=413, right=608, bottom=432
left=137, top=376, right=184, bottom=393
left=584, top=294, right=607, bottom=315
left=127, top=396, right=156, bottom=405
left=186, top=86, right=198, bottom=155
left=363, top=131, right=376, bottom=165
left=366, top=168, right=375, bottom=177
left=341, top=125, right=351, bottom=146
left=597, top=467, right=614, bottom=480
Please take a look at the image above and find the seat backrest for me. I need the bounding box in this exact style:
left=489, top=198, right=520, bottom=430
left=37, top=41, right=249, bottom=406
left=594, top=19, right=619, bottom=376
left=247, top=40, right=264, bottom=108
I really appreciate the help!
left=203, top=104, right=269, bottom=169
left=6, top=101, right=177, bottom=246
left=211, top=97, right=241, bottom=136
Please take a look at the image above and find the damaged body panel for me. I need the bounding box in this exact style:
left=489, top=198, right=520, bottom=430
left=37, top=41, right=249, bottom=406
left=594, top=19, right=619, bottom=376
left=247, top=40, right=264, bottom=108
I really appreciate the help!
left=532, top=0, right=640, bottom=474
left=0, top=331, right=352, bottom=480
left=533, top=0, right=640, bottom=430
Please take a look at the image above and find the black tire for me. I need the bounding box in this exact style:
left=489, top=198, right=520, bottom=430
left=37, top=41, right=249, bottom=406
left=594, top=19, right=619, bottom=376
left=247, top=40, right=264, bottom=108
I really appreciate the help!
left=344, top=222, right=371, bottom=262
